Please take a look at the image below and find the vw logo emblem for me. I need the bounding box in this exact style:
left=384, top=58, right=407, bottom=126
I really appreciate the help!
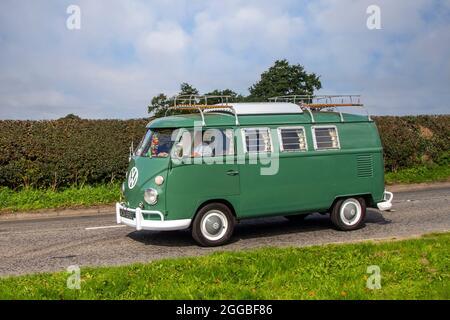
left=128, top=167, right=139, bottom=189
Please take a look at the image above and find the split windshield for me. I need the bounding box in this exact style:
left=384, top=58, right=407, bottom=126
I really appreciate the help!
left=134, top=129, right=176, bottom=158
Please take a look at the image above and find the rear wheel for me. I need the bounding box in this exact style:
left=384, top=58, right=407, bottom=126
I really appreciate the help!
left=330, top=197, right=366, bottom=231
left=192, top=203, right=235, bottom=247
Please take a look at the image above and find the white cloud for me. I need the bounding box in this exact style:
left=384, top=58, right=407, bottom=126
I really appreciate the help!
left=302, top=0, right=450, bottom=114
left=0, top=0, right=448, bottom=119
left=138, top=22, right=190, bottom=55
left=192, top=5, right=305, bottom=54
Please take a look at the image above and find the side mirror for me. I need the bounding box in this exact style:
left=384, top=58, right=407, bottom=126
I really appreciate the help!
left=129, top=141, right=134, bottom=162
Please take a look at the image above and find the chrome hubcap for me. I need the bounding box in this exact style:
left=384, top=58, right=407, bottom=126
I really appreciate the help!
left=205, top=216, right=222, bottom=235
left=340, top=199, right=362, bottom=226
left=201, top=210, right=228, bottom=241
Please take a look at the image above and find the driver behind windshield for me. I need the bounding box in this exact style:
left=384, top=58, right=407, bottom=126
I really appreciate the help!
left=149, top=130, right=174, bottom=157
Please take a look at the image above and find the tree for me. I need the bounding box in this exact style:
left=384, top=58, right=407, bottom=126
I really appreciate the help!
left=203, top=89, right=246, bottom=105
left=148, top=83, right=200, bottom=118
left=59, top=114, right=81, bottom=120
left=147, top=60, right=322, bottom=116
left=248, top=59, right=322, bottom=101
left=179, top=82, right=199, bottom=96
left=148, top=93, right=171, bottom=118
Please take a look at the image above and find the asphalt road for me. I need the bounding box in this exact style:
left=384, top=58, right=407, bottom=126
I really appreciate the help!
left=0, top=186, right=449, bottom=276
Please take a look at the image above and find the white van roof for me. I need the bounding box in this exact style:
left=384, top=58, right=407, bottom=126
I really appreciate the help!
left=211, top=102, right=303, bottom=115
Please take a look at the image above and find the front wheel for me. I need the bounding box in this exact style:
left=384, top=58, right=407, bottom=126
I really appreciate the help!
left=192, top=203, right=235, bottom=247
left=330, top=197, right=366, bottom=231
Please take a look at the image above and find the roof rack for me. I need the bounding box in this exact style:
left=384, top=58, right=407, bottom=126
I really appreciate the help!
left=268, top=95, right=371, bottom=122
left=165, top=95, right=239, bottom=126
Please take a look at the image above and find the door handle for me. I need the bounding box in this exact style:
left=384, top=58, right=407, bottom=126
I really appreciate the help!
left=226, top=170, right=239, bottom=176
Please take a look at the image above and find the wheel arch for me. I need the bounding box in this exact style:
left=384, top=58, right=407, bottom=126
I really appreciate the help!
left=329, top=193, right=374, bottom=212
left=195, top=199, right=237, bottom=219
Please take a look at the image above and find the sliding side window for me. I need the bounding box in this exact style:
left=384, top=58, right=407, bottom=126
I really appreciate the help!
left=312, top=126, right=340, bottom=150
left=278, top=127, right=308, bottom=152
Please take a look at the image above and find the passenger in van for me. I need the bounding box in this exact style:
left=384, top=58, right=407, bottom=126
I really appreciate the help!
left=192, top=132, right=213, bottom=158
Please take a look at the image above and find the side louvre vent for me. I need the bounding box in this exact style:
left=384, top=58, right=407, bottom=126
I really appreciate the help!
left=357, top=155, right=373, bottom=178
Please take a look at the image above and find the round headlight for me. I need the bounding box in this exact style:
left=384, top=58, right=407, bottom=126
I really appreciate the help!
left=144, top=188, right=158, bottom=205
left=155, top=175, right=164, bottom=185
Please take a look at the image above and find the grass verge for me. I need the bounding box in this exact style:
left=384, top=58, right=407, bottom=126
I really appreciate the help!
left=0, top=232, right=449, bottom=299
left=385, top=164, right=450, bottom=185
left=0, top=184, right=120, bottom=213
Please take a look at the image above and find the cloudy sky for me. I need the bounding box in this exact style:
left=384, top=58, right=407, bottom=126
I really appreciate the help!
left=0, top=0, right=449, bottom=119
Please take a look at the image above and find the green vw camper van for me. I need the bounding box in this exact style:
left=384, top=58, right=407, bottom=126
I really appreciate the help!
left=116, top=95, right=393, bottom=246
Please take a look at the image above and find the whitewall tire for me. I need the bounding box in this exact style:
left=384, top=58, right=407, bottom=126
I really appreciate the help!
left=192, top=203, right=235, bottom=247
left=331, top=197, right=366, bottom=231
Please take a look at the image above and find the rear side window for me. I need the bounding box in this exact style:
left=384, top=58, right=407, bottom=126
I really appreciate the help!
left=242, top=128, right=272, bottom=153
left=312, top=126, right=340, bottom=150
left=278, top=127, right=307, bottom=152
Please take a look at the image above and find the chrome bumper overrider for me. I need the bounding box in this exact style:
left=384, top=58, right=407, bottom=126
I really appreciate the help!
left=116, top=203, right=191, bottom=231
left=377, top=191, right=393, bottom=211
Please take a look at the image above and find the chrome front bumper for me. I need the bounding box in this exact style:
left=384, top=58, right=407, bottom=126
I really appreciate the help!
left=377, top=191, right=393, bottom=211
left=116, top=203, right=191, bottom=231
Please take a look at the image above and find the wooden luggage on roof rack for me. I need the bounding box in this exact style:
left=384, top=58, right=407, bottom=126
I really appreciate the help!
left=165, top=95, right=239, bottom=125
